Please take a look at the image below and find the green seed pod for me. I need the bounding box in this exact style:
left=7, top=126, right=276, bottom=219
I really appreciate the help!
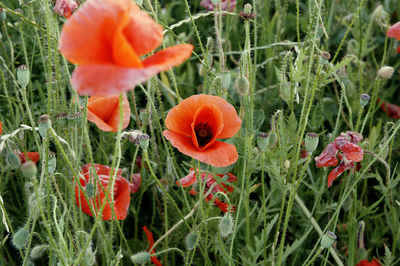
left=221, top=70, right=231, bottom=89
left=38, top=114, right=51, bottom=139
left=321, top=231, right=337, bottom=249
left=235, top=75, right=249, bottom=95
left=138, top=134, right=150, bottom=151
left=47, top=152, right=56, bottom=174
left=12, top=227, right=29, bottom=249
left=185, top=231, right=198, bottom=250
left=305, top=133, right=319, bottom=153
left=219, top=214, right=233, bottom=237
left=21, top=161, right=37, bottom=179
left=257, top=133, right=269, bottom=151
left=16, top=65, right=30, bottom=88
left=130, top=251, right=150, bottom=264
left=360, top=94, right=370, bottom=107
left=244, top=3, right=252, bottom=14
left=30, top=244, right=49, bottom=259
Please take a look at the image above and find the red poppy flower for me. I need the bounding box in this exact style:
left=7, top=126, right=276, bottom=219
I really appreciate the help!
left=0, top=120, right=2, bottom=135
left=142, top=226, right=162, bottom=266
left=18, top=152, right=40, bottom=164
left=315, top=131, right=364, bottom=188
left=75, top=163, right=141, bottom=220
left=59, top=0, right=193, bottom=96
left=54, top=0, right=78, bottom=18
left=377, top=99, right=400, bottom=119
left=163, top=94, right=242, bottom=167
left=356, top=258, right=381, bottom=266
left=177, top=168, right=237, bottom=212
left=87, top=93, right=131, bottom=132
left=387, top=22, right=400, bottom=53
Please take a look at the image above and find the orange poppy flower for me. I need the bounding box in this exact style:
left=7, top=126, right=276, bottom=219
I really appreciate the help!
left=75, top=163, right=141, bottom=220
left=87, top=93, right=130, bottom=132
left=163, top=94, right=242, bottom=167
left=143, top=226, right=162, bottom=266
left=18, top=152, right=40, bottom=164
left=387, top=22, right=400, bottom=53
left=59, top=0, right=193, bottom=96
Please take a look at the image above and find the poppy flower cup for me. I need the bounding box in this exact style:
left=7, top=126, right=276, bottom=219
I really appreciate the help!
left=59, top=0, right=193, bottom=96
left=75, top=164, right=141, bottom=220
left=163, top=95, right=242, bottom=167
left=86, top=93, right=131, bottom=132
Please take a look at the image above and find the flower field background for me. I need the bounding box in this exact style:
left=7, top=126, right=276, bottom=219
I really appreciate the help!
left=0, top=0, right=400, bottom=265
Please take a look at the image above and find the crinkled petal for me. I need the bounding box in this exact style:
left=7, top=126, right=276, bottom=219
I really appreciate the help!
left=163, top=130, right=238, bottom=167
left=142, top=44, right=193, bottom=68
left=177, top=168, right=197, bottom=187
left=129, top=173, right=141, bottom=193
left=341, top=142, right=363, bottom=162
left=165, top=94, right=241, bottom=138
left=327, top=161, right=354, bottom=188
left=315, top=143, right=339, bottom=167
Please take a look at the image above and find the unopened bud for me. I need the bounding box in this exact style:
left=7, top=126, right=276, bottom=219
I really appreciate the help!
left=305, top=133, right=319, bottom=153
left=212, top=75, right=222, bottom=93
left=38, top=114, right=51, bottom=139
left=284, top=160, right=290, bottom=170
left=257, top=133, right=269, bottom=151
left=130, top=251, right=150, bottom=264
left=221, top=70, right=231, bottom=89
left=360, top=94, right=370, bottom=107
left=17, top=65, right=30, bottom=87
left=268, top=131, right=277, bottom=146
left=244, top=3, right=252, bottom=15
left=219, top=214, right=233, bottom=237
left=377, top=66, right=394, bottom=80
left=12, top=227, right=29, bottom=249
left=185, top=231, right=198, bottom=250
left=0, top=8, right=6, bottom=22
left=21, top=161, right=37, bottom=179
left=7, top=152, right=21, bottom=169
left=235, top=75, right=249, bottom=95
left=321, top=231, right=337, bottom=249
left=30, top=244, right=49, bottom=259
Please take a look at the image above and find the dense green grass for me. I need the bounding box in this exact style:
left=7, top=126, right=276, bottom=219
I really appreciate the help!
left=1, top=0, right=400, bottom=265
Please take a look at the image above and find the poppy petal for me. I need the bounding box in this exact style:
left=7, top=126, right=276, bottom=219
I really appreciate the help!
left=163, top=130, right=238, bottom=167
left=327, top=161, right=354, bottom=188
left=87, top=96, right=119, bottom=121
left=143, top=226, right=163, bottom=266
left=356, top=258, right=381, bottom=266
left=340, top=143, right=363, bottom=162
left=165, top=94, right=241, bottom=138
left=315, top=143, right=339, bottom=167
left=378, top=99, right=400, bottom=119
left=142, top=44, right=193, bottom=69
left=104, top=93, right=131, bottom=132
left=177, top=168, right=197, bottom=187
left=129, top=173, right=141, bottom=193
left=387, top=22, right=400, bottom=40
left=59, top=0, right=127, bottom=65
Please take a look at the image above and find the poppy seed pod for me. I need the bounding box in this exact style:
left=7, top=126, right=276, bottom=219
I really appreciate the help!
left=257, top=133, right=269, bottom=151
left=47, top=152, right=57, bottom=173
left=360, top=94, right=370, bottom=107
left=235, top=75, right=249, bottom=95
left=243, top=3, right=252, bottom=14
left=130, top=251, right=150, bottom=264
left=21, top=161, right=37, bottom=179
left=321, top=231, right=337, bottom=249
left=219, top=214, right=233, bottom=237
left=138, top=134, right=150, bottom=151
left=377, top=66, right=394, bottom=80
left=12, top=228, right=29, bottom=249
left=305, top=133, right=319, bottom=153
left=185, top=231, right=198, bottom=250
left=16, top=65, right=30, bottom=88
left=38, top=114, right=51, bottom=139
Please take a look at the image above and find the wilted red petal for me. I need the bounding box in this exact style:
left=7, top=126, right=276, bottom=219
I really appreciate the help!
left=340, top=143, right=363, bottom=162
left=387, top=22, right=400, bottom=41
left=129, top=173, right=141, bottom=193
left=327, top=161, right=354, bottom=188
left=143, top=226, right=162, bottom=266
left=163, top=130, right=238, bottom=167
left=356, top=258, right=381, bottom=266
left=378, top=99, right=400, bottom=119
left=315, top=143, right=339, bottom=167
left=54, top=0, right=78, bottom=19
left=87, top=93, right=130, bottom=132
left=345, top=131, right=363, bottom=144
left=176, top=168, right=198, bottom=187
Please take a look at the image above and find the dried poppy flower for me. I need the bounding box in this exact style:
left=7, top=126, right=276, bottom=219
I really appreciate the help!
left=387, top=22, right=400, bottom=53
left=87, top=93, right=131, bottom=132
left=54, top=0, right=78, bottom=18
left=142, top=226, right=162, bottom=266
left=75, top=163, right=141, bottom=220
left=356, top=258, right=381, bottom=266
left=177, top=168, right=237, bottom=212
left=315, top=131, right=364, bottom=187
left=200, top=0, right=236, bottom=12
left=377, top=99, right=400, bottom=119
left=59, top=0, right=193, bottom=96
left=163, top=94, right=241, bottom=167
left=18, top=152, right=40, bottom=164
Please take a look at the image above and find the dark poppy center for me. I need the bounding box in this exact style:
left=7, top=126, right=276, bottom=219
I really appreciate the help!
left=195, top=122, right=213, bottom=147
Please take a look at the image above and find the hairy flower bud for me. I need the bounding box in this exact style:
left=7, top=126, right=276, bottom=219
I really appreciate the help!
left=219, top=214, right=233, bottom=237
left=377, top=66, right=394, bottom=80
left=30, top=244, right=49, bottom=259
left=130, top=251, right=150, bottom=264
left=221, top=70, right=231, bottom=89
left=235, top=75, right=249, bottom=95
left=12, top=228, right=29, bottom=249
left=185, top=231, right=198, bottom=250
left=16, top=65, right=30, bottom=88
left=21, top=161, right=37, bottom=179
